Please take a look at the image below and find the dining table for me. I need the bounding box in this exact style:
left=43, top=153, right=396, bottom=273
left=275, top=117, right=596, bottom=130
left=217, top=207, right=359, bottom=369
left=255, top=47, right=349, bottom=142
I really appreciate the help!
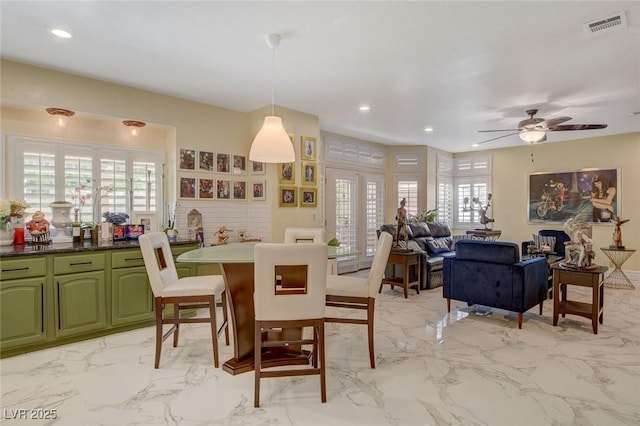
left=176, top=242, right=358, bottom=375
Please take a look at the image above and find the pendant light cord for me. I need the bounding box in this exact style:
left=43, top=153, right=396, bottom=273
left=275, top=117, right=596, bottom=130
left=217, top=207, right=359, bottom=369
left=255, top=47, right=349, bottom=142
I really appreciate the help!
left=271, top=45, right=276, bottom=116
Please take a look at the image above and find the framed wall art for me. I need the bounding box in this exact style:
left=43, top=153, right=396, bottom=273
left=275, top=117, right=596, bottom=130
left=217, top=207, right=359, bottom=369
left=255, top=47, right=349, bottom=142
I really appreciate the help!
left=233, top=154, right=247, bottom=175
left=131, top=211, right=158, bottom=233
left=216, top=179, right=231, bottom=199
left=198, top=150, right=214, bottom=172
left=279, top=162, right=295, bottom=184
left=251, top=180, right=266, bottom=200
left=179, top=176, right=196, bottom=199
left=216, top=153, right=231, bottom=174
left=300, top=187, right=317, bottom=207
left=233, top=180, right=246, bottom=200
left=251, top=160, right=266, bottom=175
left=179, top=148, right=196, bottom=170
left=302, top=161, right=317, bottom=186
left=199, top=178, right=214, bottom=199
left=301, top=136, right=317, bottom=160
left=279, top=186, right=298, bottom=207
left=528, top=167, right=619, bottom=224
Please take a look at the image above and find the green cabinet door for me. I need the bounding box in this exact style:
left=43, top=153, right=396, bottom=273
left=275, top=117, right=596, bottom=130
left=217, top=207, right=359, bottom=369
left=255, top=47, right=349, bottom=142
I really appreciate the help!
left=54, top=271, right=106, bottom=338
left=111, top=266, right=154, bottom=326
left=0, top=277, right=47, bottom=349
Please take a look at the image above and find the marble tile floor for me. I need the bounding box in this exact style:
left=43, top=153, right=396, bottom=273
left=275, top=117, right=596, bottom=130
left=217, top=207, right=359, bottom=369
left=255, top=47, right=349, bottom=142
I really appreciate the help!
left=1, top=275, right=639, bottom=426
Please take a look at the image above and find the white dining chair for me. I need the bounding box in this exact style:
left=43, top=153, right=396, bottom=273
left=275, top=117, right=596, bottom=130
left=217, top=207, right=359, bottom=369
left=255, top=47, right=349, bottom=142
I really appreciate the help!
left=325, top=231, right=392, bottom=368
left=253, top=242, right=328, bottom=407
left=139, top=232, right=229, bottom=368
left=284, top=227, right=325, bottom=243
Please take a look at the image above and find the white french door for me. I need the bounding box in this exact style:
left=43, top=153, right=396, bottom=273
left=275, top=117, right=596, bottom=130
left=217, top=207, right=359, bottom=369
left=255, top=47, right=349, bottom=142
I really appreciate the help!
left=325, top=168, right=385, bottom=274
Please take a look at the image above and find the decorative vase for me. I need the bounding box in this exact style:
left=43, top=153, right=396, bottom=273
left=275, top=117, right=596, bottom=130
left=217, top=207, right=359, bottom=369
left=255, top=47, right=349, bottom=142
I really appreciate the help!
left=49, top=202, right=73, bottom=229
left=0, top=221, right=15, bottom=246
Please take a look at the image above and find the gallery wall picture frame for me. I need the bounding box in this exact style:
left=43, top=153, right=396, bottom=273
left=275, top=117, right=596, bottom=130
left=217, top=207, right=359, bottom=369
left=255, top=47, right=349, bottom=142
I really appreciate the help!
left=527, top=167, right=620, bottom=224
left=198, top=177, right=215, bottom=199
left=251, top=160, right=266, bottom=175
left=232, top=180, right=247, bottom=200
left=216, top=153, right=231, bottom=174
left=301, top=161, right=317, bottom=186
left=179, top=176, right=197, bottom=199
left=279, top=186, right=298, bottom=207
left=279, top=162, right=295, bottom=184
left=301, top=136, right=317, bottom=160
left=251, top=180, right=266, bottom=201
left=179, top=148, right=196, bottom=170
left=233, top=154, right=247, bottom=175
left=300, top=187, right=317, bottom=207
left=131, top=211, right=158, bottom=233
left=198, top=150, right=214, bottom=172
left=216, top=179, right=231, bottom=200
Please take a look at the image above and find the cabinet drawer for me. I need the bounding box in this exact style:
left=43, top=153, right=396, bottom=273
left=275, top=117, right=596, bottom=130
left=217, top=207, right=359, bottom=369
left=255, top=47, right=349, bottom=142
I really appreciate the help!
left=54, top=253, right=105, bottom=274
left=0, top=257, right=47, bottom=280
left=170, top=244, right=198, bottom=257
left=111, top=250, right=145, bottom=268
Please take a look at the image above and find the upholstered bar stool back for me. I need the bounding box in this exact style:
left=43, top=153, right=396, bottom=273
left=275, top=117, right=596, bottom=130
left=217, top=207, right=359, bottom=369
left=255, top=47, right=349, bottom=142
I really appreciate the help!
left=139, top=232, right=228, bottom=368
left=253, top=242, right=328, bottom=407
left=325, top=231, right=392, bottom=368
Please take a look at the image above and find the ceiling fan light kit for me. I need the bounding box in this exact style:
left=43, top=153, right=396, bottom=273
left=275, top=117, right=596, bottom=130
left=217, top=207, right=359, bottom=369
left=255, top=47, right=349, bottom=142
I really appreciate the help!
left=477, top=109, right=607, bottom=146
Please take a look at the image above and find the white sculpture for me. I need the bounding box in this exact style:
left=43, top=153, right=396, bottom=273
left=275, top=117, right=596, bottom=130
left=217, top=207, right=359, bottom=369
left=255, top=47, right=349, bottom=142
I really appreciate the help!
left=562, top=218, right=594, bottom=268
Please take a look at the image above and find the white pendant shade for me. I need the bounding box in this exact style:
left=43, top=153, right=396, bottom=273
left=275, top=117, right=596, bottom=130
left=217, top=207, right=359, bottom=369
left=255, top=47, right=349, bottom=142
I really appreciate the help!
left=519, top=129, right=546, bottom=143
left=249, top=115, right=295, bottom=163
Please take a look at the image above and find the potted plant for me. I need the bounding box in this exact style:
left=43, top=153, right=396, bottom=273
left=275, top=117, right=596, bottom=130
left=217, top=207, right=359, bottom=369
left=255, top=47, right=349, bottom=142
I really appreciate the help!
left=409, top=208, right=438, bottom=223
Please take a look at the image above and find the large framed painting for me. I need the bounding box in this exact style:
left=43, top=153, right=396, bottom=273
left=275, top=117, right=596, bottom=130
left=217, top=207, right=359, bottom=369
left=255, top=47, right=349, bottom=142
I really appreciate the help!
left=528, top=167, right=619, bottom=224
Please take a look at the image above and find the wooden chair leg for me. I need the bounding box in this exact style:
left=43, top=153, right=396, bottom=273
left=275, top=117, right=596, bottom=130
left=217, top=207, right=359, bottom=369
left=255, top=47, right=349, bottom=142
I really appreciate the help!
left=539, top=301, right=544, bottom=315
left=319, top=321, right=327, bottom=403
left=222, top=290, right=230, bottom=345
left=312, top=325, right=318, bottom=368
left=447, top=298, right=451, bottom=312
left=254, top=322, right=262, bottom=408
left=154, top=298, right=163, bottom=369
left=172, top=304, right=179, bottom=347
left=209, top=295, right=219, bottom=368
left=518, top=312, right=523, bottom=329
left=367, top=299, right=375, bottom=369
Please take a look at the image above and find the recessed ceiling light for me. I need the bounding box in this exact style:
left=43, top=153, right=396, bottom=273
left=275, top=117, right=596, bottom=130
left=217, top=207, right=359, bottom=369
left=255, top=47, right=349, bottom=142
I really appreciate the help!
left=471, top=143, right=480, bottom=148
left=51, top=29, right=72, bottom=39
left=424, top=127, right=434, bottom=132
left=359, top=105, right=370, bottom=111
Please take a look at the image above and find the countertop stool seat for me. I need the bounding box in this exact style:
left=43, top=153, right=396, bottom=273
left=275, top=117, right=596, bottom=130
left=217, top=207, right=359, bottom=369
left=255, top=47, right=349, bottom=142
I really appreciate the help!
left=139, top=232, right=229, bottom=369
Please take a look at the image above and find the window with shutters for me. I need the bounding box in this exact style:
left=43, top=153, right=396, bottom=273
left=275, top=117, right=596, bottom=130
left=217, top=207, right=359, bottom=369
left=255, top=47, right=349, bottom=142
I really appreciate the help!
left=452, top=156, right=492, bottom=228
left=9, top=136, right=162, bottom=223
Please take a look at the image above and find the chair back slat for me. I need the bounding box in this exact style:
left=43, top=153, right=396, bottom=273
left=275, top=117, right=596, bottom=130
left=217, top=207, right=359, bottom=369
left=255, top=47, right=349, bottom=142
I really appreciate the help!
left=367, top=232, right=393, bottom=297
left=254, top=243, right=327, bottom=321
left=284, top=227, right=325, bottom=243
left=139, top=232, right=179, bottom=296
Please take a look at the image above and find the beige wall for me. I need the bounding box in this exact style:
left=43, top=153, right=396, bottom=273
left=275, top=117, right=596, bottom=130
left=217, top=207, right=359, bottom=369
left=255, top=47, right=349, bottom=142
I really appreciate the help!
left=0, top=60, right=319, bottom=239
left=455, top=133, right=640, bottom=270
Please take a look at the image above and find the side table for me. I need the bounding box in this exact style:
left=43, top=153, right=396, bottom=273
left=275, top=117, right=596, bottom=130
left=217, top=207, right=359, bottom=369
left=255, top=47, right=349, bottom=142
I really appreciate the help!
left=552, top=264, right=608, bottom=334
left=600, top=248, right=636, bottom=289
left=465, top=229, right=501, bottom=241
left=379, top=250, right=421, bottom=298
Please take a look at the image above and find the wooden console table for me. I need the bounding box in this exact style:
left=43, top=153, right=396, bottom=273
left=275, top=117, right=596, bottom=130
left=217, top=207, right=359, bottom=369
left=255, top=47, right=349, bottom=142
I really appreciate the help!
left=552, top=264, right=608, bottom=334
left=466, top=229, right=501, bottom=241
left=379, top=250, right=421, bottom=298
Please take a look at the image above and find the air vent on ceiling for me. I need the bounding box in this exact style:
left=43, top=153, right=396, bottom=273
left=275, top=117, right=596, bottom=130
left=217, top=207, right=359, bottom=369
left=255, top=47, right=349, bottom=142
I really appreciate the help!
left=583, top=11, right=627, bottom=36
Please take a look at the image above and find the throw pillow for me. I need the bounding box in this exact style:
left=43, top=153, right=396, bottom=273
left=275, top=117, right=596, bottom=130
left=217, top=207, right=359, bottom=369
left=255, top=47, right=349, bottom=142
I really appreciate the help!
left=426, top=238, right=451, bottom=254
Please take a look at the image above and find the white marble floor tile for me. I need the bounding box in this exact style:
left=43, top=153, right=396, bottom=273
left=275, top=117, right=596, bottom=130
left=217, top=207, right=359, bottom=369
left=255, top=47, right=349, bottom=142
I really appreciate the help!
left=2, top=276, right=639, bottom=425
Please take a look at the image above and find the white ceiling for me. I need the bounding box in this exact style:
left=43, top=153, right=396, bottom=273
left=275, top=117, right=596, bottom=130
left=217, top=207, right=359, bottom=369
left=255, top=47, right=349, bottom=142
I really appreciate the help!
left=1, top=1, right=639, bottom=153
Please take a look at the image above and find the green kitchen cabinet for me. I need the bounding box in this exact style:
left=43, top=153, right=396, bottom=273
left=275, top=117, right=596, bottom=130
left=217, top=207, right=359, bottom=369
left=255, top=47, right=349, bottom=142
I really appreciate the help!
left=110, top=250, right=154, bottom=326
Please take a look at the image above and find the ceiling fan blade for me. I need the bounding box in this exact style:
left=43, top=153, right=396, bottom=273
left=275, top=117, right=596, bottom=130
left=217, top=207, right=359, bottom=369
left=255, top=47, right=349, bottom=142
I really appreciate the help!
left=548, top=124, right=608, bottom=131
left=475, top=132, right=520, bottom=145
left=478, top=129, right=520, bottom=133
left=541, top=116, right=572, bottom=127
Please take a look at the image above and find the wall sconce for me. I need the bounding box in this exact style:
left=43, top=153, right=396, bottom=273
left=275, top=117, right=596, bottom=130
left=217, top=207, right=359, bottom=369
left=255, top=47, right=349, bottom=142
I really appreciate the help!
left=46, top=107, right=75, bottom=128
left=123, top=120, right=146, bottom=137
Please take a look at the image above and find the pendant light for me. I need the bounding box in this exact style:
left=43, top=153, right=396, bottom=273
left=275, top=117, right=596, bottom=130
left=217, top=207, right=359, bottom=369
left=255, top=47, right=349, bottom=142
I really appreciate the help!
left=249, top=33, right=295, bottom=163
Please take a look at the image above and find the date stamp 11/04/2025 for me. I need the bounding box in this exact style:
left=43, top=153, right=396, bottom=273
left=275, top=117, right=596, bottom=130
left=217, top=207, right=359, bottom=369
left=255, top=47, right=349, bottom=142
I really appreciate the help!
left=3, top=408, right=58, bottom=420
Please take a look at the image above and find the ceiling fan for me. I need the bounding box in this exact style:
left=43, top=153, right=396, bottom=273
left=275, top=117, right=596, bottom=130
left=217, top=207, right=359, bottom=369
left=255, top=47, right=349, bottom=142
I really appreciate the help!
left=476, top=109, right=607, bottom=145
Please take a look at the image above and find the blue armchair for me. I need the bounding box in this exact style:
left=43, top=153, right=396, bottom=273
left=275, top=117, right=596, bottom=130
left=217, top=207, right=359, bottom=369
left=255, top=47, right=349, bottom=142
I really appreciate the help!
left=443, top=240, right=549, bottom=328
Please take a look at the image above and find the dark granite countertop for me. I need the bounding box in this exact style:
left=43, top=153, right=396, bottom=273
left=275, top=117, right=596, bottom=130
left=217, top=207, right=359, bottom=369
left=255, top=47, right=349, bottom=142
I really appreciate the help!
left=0, top=239, right=197, bottom=258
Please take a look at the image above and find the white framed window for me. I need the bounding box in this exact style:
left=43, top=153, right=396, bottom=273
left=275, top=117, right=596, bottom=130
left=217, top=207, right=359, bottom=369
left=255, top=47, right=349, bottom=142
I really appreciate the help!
left=452, top=156, right=492, bottom=229
left=396, top=179, right=419, bottom=217
left=9, top=136, right=162, bottom=223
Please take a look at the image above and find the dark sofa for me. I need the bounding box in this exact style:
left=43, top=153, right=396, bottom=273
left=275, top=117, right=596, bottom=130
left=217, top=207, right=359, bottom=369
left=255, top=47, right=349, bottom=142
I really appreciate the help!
left=443, top=240, right=549, bottom=328
left=379, top=221, right=457, bottom=289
